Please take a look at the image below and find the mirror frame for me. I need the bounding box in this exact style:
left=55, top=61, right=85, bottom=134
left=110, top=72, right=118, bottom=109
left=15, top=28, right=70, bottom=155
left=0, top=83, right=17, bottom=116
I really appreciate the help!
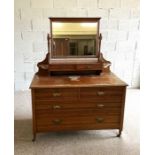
left=49, top=17, right=101, bottom=64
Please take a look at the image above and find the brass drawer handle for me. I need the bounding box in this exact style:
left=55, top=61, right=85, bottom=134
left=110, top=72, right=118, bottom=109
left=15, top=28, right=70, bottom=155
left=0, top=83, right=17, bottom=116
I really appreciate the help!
left=52, top=119, right=62, bottom=125
left=52, top=92, right=61, bottom=97
left=86, top=65, right=91, bottom=69
left=96, top=117, right=104, bottom=123
left=97, top=91, right=105, bottom=96
left=53, top=105, right=61, bottom=109
left=97, top=104, right=105, bottom=108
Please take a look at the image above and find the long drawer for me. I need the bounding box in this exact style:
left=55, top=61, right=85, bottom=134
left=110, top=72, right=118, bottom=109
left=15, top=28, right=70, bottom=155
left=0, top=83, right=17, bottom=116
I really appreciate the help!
left=36, top=114, right=120, bottom=132
left=36, top=107, right=121, bottom=116
left=35, top=100, right=122, bottom=111
left=36, top=114, right=120, bottom=127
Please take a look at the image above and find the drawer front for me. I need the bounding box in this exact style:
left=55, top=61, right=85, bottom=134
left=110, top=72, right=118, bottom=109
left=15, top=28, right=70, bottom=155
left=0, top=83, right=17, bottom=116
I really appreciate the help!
left=36, top=107, right=121, bottom=116
left=49, top=64, right=75, bottom=71
left=80, top=87, right=123, bottom=102
left=34, top=88, right=78, bottom=101
left=36, top=114, right=120, bottom=132
left=37, top=115, right=120, bottom=125
left=35, top=100, right=122, bottom=111
left=76, top=63, right=102, bottom=70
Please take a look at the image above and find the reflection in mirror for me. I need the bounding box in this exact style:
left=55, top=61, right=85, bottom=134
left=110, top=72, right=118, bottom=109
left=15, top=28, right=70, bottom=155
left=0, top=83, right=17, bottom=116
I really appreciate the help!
left=52, top=22, right=97, bottom=57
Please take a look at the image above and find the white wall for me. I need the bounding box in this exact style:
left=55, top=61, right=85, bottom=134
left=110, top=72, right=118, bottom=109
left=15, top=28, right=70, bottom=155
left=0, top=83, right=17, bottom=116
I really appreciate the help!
left=14, top=0, right=140, bottom=90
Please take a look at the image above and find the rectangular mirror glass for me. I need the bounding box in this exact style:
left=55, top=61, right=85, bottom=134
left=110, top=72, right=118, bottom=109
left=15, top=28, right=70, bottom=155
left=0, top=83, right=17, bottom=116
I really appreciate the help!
left=52, top=22, right=98, bottom=57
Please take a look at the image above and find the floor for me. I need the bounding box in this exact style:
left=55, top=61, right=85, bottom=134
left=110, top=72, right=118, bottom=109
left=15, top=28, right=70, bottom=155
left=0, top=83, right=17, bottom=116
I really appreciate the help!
left=14, top=89, right=139, bottom=155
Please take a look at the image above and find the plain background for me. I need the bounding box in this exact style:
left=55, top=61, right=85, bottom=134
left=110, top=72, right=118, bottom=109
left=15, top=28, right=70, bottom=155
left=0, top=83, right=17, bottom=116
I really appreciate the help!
left=14, top=0, right=140, bottom=90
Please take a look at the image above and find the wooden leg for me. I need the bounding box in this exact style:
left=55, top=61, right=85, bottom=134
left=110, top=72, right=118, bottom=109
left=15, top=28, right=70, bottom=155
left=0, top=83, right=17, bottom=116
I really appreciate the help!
left=32, top=133, right=36, bottom=142
left=117, top=129, right=122, bottom=137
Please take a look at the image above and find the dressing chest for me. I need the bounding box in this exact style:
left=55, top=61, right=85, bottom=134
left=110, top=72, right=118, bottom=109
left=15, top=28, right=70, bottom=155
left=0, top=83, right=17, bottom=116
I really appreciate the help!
left=30, top=18, right=127, bottom=141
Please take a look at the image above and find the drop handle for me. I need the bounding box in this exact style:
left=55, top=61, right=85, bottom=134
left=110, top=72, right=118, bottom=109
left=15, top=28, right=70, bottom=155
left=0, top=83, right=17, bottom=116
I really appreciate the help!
left=96, top=117, right=104, bottom=123
left=52, top=119, right=62, bottom=125
left=97, top=104, right=105, bottom=108
left=52, top=105, right=61, bottom=109
left=97, top=91, right=105, bottom=96
left=86, top=65, right=91, bottom=69
left=52, top=92, right=61, bottom=97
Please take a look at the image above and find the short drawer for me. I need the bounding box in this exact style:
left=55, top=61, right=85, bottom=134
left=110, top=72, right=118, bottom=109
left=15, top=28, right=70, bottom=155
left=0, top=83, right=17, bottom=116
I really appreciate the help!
left=49, top=64, right=75, bottom=71
left=34, top=88, right=78, bottom=101
left=80, top=87, right=124, bottom=102
left=76, top=63, right=102, bottom=70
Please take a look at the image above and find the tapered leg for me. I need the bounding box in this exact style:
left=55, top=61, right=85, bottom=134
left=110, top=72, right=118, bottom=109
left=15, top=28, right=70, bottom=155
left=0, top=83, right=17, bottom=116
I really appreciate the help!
left=32, top=133, right=36, bottom=142
left=117, top=129, right=122, bottom=137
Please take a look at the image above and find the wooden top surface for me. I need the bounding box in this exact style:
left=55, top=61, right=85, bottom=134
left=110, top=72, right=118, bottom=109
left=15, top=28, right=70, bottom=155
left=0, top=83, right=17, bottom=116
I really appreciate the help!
left=30, top=72, right=127, bottom=89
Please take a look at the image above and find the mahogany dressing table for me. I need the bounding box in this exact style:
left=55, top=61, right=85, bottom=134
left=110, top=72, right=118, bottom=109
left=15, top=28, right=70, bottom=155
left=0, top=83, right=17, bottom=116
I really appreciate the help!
left=30, top=17, right=127, bottom=141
